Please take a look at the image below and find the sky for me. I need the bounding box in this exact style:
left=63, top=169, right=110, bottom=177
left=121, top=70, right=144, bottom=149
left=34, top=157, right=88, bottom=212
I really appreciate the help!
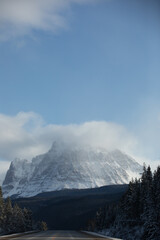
left=0, top=0, right=160, bottom=183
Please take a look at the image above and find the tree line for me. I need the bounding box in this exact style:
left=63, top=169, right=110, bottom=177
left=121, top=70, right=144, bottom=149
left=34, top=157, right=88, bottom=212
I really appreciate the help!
left=0, top=187, right=47, bottom=234
left=88, top=165, right=160, bottom=240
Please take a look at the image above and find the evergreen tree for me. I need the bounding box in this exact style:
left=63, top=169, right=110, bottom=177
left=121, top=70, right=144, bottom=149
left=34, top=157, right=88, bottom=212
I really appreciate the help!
left=95, top=207, right=106, bottom=230
left=0, top=187, right=4, bottom=230
left=104, top=203, right=118, bottom=228
left=89, top=165, right=160, bottom=240
left=142, top=166, right=160, bottom=240
left=12, top=203, right=25, bottom=233
left=23, top=208, right=33, bottom=231
left=3, top=197, right=13, bottom=233
left=37, top=221, right=48, bottom=231
left=0, top=186, right=44, bottom=234
left=41, top=221, right=48, bottom=231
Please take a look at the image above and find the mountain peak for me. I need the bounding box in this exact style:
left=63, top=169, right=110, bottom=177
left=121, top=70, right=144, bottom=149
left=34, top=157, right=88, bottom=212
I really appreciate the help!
left=2, top=143, right=142, bottom=198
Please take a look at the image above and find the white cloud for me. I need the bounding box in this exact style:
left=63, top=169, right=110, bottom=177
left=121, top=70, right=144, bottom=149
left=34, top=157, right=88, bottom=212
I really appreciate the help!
left=0, top=111, right=138, bottom=184
left=0, top=111, right=137, bottom=161
left=0, top=0, right=97, bottom=41
left=0, top=110, right=159, bottom=185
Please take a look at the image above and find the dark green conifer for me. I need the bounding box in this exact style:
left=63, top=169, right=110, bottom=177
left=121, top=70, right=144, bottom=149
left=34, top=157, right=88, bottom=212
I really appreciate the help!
left=37, top=221, right=48, bottom=231
left=23, top=208, right=33, bottom=231
left=89, top=165, right=160, bottom=240
left=4, top=197, right=13, bottom=233
left=0, top=186, right=4, bottom=229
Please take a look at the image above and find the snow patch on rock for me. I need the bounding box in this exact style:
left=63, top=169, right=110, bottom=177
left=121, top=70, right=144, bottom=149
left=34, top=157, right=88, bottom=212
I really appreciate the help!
left=2, top=142, right=142, bottom=198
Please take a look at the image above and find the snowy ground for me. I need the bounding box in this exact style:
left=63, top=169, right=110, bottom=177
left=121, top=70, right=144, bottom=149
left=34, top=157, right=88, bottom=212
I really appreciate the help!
left=82, top=231, right=122, bottom=240
left=0, top=231, right=38, bottom=239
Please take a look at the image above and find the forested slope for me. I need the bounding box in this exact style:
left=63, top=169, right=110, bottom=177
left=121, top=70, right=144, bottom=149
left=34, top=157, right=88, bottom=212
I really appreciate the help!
left=90, top=166, right=160, bottom=240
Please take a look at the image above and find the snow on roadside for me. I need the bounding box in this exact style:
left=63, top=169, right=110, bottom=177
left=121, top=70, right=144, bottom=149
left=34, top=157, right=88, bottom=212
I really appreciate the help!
left=81, top=231, right=122, bottom=240
left=0, top=231, right=39, bottom=239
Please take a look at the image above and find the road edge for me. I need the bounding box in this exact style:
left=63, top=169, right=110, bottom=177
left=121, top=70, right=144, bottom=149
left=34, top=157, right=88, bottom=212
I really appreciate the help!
left=81, top=231, right=122, bottom=240
left=0, top=230, right=40, bottom=239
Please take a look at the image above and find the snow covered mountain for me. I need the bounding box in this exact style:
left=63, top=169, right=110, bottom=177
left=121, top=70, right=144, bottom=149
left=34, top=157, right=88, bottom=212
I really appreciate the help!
left=2, top=142, right=142, bottom=198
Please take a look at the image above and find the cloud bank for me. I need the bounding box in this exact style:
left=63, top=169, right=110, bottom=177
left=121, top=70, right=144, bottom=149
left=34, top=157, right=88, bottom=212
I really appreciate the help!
left=0, top=0, right=97, bottom=41
left=0, top=111, right=137, bottom=162
left=0, top=111, right=139, bottom=184
left=0, top=110, right=159, bottom=184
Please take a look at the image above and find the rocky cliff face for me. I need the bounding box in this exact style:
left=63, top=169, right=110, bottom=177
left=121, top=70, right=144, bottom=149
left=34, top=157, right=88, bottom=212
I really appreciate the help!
left=2, top=142, right=142, bottom=198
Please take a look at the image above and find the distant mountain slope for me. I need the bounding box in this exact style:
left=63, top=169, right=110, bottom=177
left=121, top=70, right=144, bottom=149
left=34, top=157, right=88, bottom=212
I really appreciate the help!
left=2, top=142, right=142, bottom=198
left=13, top=185, right=128, bottom=230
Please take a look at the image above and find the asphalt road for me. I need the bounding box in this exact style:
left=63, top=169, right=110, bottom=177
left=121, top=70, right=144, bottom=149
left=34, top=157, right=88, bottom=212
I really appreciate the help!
left=12, top=230, right=110, bottom=240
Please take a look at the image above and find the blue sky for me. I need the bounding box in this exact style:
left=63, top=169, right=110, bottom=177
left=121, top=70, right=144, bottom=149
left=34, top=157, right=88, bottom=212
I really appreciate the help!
left=0, top=0, right=159, bottom=125
left=0, top=0, right=160, bottom=180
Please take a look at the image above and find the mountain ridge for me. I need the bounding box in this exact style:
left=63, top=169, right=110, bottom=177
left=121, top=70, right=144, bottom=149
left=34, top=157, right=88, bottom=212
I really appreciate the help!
left=2, top=142, right=142, bottom=198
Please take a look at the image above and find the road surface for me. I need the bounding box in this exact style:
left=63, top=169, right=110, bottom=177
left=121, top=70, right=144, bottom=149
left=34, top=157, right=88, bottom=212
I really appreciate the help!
left=12, top=230, right=111, bottom=240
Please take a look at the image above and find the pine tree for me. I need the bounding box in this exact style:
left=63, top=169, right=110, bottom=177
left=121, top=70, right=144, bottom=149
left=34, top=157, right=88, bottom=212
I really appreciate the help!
left=104, top=203, right=118, bottom=228
left=37, top=221, right=48, bottom=231
left=4, top=197, right=13, bottom=233
left=116, top=179, right=141, bottom=227
left=91, top=165, right=160, bottom=240
left=41, top=221, right=48, bottom=231
left=23, top=208, right=33, bottom=231
left=0, top=186, right=35, bottom=234
left=12, top=203, right=25, bottom=233
left=95, top=207, right=106, bottom=230
left=0, top=186, right=4, bottom=230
